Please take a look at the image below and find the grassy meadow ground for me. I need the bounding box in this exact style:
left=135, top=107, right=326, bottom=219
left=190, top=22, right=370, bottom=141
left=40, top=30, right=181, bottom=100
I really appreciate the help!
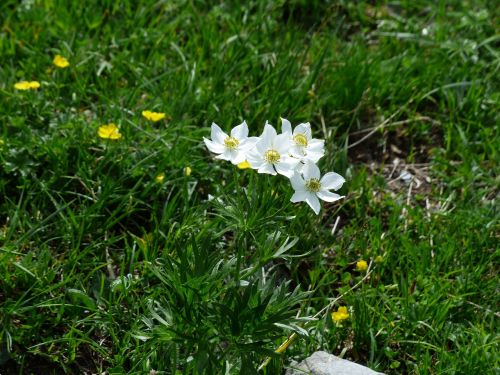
left=0, top=1, right=499, bottom=374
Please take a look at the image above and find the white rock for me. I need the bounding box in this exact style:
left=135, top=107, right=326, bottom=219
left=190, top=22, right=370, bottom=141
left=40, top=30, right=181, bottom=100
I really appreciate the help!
left=285, top=351, right=384, bottom=375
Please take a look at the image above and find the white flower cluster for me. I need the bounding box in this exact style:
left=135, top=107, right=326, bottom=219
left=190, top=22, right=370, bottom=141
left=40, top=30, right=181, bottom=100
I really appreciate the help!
left=204, top=119, right=345, bottom=214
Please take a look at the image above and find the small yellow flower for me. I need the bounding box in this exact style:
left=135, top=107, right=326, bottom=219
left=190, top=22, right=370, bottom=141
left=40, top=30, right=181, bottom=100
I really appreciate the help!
left=237, top=160, right=251, bottom=169
left=14, top=81, right=40, bottom=90
left=98, top=123, right=122, bottom=140
left=142, top=110, right=166, bottom=122
left=184, top=167, right=192, bottom=176
left=356, top=260, right=368, bottom=272
left=331, top=306, right=349, bottom=322
left=375, top=255, right=384, bottom=264
left=53, top=55, right=70, bottom=68
left=155, top=173, right=165, bottom=183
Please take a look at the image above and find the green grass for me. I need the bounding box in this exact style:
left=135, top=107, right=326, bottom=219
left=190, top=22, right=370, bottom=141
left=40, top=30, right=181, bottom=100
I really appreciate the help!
left=1, top=0, right=499, bottom=374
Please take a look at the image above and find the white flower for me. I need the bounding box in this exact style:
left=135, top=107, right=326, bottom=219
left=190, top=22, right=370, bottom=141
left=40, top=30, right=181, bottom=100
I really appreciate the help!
left=203, top=121, right=258, bottom=165
left=290, top=160, right=345, bottom=215
left=246, top=122, right=299, bottom=177
left=281, top=118, right=325, bottom=163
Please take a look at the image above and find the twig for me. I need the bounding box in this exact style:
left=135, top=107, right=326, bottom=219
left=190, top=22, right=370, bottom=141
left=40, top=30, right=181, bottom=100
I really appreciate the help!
left=347, top=111, right=400, bottom=150
left=331, top=216, right=340, bottom=236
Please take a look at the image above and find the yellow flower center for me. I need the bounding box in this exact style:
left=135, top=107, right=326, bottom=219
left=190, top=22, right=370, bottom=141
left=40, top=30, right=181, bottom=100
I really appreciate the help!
left=224, top=136, right=239, bottom=150
left=264, top=149, right=280, bottom=164
left=305, top=178, right=321, bottom=193
left=293, top=133, right=308, bottom=147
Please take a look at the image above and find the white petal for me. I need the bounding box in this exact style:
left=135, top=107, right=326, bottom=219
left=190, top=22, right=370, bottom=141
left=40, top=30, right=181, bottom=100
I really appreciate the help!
left=321, top=172, right=345, bottom=190
left=294, top=123, right=312, bottom=140
left=260, top=123, right=276, bottom=149
left=281, top=118, right=292, bottom=135
left=216, top=149, right=232, bottom=161
left=231, top=121, right=248, bottom=139
left=274, top=133, right=292, bottom=154
left=231, top=150, right=247, bottom=165
left=307, top=139, right=325, bottom=153
left=204, top=138, right=225, bottom=154
left=211, top=123, right=227, bottom=144
left=262, top=122, right=277, bottom=139
left=302, top=160, right=321, bottom=180
left=290, top=172, right=306, bottom=192
left=275, top=160, right=296, bottom=178
left=317, top=190, right=343, bottom=202
left=305, top=194, right=321, bottom=215
left=289, top=145, right=306, bottom=158
left=246, top=150, right=263, bottom=168
left=304, top=149, right=325, bottom=163
left=290, top=191, right=308, bottom=203
left=258, top=163, right=276, bottom=175
left=239, top=137, right=260, bottom=154
left=294, top=162, right=305, bottom=174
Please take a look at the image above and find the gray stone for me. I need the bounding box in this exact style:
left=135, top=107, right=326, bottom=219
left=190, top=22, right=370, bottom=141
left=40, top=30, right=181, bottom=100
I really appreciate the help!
left=285, top=351, right=384, bottom=375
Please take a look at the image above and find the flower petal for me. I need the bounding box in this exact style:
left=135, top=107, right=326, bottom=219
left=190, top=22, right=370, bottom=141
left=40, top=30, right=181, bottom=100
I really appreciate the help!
left=305, top=194, right=321, bottom=214
left=231, top=121, right=249, bottom=139
left=231, top=150, right=247, bottom=165
left=305, top=149, right=325, bottom=163
left=317, top=190, right=343, bottom=202
left=274, top=133, right=292, bottom=154
left=215, top=149, right=232, bottom=161
left=275, top=160, right=296, bottom=178
left=320, top=172, right=345, bottom=190
left=290, top=191, right=308, bottom=203
left=211, top=123, right=227, bottom=144
left=240, top=136, right=260, bottom=151
left=204, top=138, right=225, bottom=154
left=308, top=139, right=324, bottom=152
left=294, top=123, right=312, bottom=140
left=290, top=173, right=306, bottom=192
left=258, top=163, right=276, bottom=175
left=262, top=122, right=277, bottom=139
left=302, top=160, right=321, bottom=180
left=281, top=118, right=292, bottom=135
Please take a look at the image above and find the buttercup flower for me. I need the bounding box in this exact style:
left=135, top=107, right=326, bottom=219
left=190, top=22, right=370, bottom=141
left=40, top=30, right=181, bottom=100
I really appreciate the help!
left=290, top=160, right=345, bottom=214
left=184, top=167, right=192, bottom=176
left=155, top=173, right=165, bottom=183
left=142, top=110, right=166, bottom=122
left=331, top=306, right=349, bottom=322
left=204, top=121, right=258, bottom=165
left=14, top=81, right=40, bottom=90
left=98, top=123, right=122, bottom=140
left=237, top=160, right=251, bottom=169
left=246, top=122, right=299, bottom=177
left=281, top=118, right=325, bottom=162
left=356, top=260, right=368, bottom=271
left=53, top=55, right=70, bottom=68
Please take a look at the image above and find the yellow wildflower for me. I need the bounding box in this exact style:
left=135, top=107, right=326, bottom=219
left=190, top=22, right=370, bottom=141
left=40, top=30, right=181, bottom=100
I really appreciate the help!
left=184, top=167, right=192, bottom=176
left=142, top=110, right=166, bottom=122
left=237, top=160, right=251, bottom=169
left=53, top=55, right=70, bottom=68
left=375, top=255, right=384, bottom=264
left=331, top=306, right=349, bottom=322
left=155, top=173, right=165, bottom=183
left=14, top=81, right=40, bottom=90
left=356, top=260, right=368, bottom=272
left=98, top=123, right=122, bottom=140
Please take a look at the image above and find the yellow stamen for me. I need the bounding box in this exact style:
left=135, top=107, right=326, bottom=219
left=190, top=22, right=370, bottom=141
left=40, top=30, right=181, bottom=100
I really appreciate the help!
left=224, top=136, right=239, bottom=150
left=293, top=133, right=308, bottom=147
left=264, top=149, right=280, bottom=164
left=305, top=178, right=321, bottom=192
